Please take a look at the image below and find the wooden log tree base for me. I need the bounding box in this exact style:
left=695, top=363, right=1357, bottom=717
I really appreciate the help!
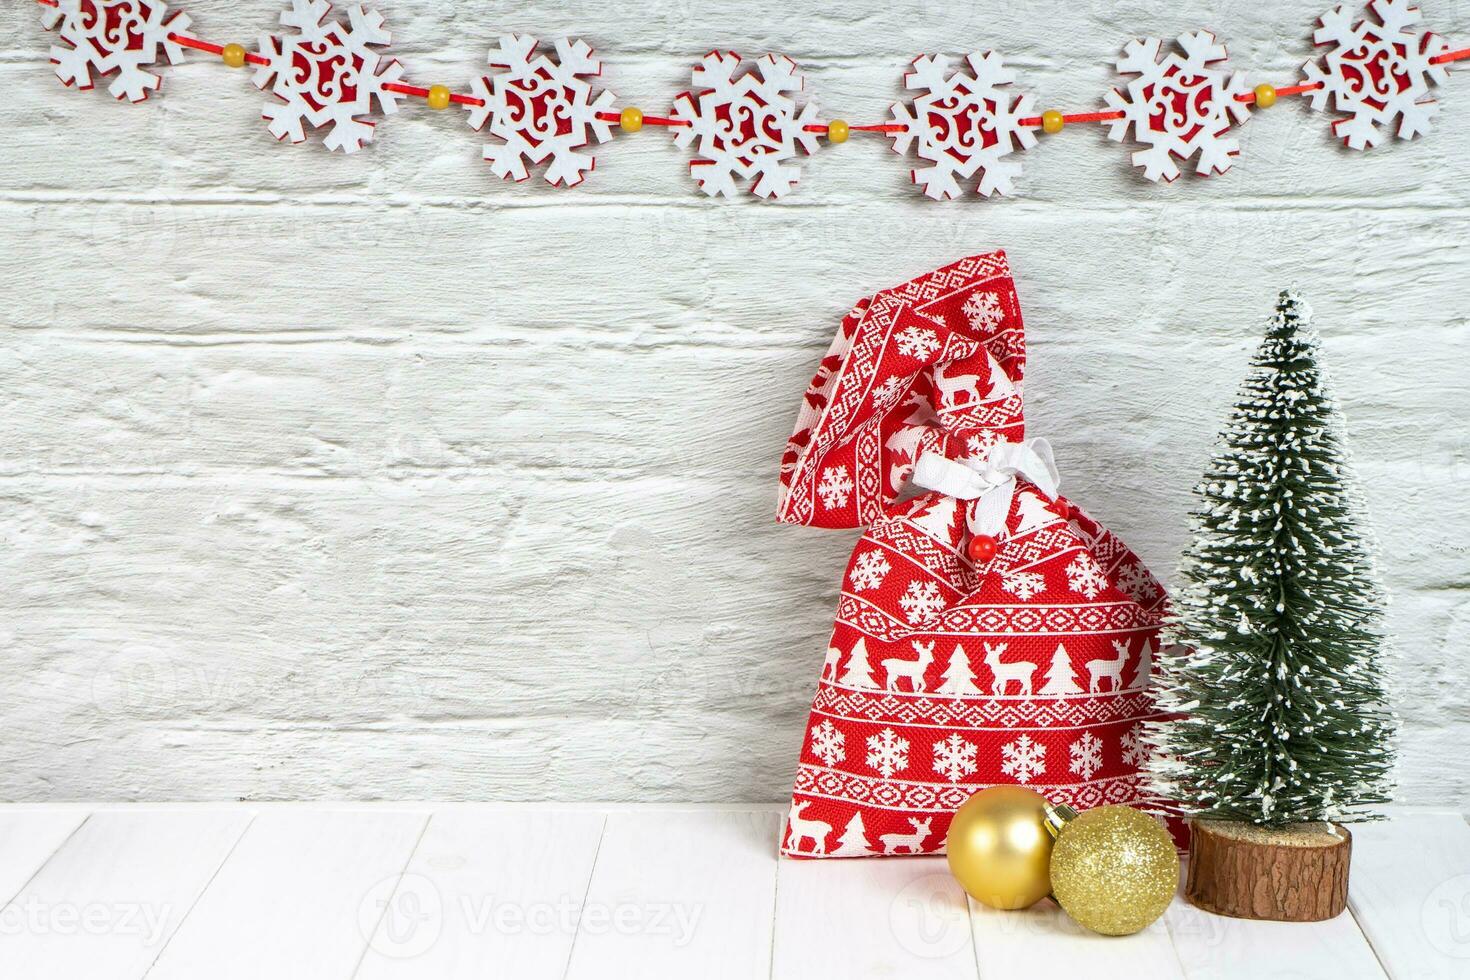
left=1186, top=818, right=1353, bottom=922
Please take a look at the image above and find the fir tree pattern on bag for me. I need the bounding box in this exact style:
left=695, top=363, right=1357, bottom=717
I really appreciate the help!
left=777, top=251, right=1181, bottom=858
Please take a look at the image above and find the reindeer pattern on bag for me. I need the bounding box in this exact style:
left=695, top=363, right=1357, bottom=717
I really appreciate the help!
left=774, top=252, right=1181, bottom=858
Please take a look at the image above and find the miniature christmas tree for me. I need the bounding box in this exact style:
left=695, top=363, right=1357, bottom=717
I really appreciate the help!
left=1150, top=290, right=1395, bottom=828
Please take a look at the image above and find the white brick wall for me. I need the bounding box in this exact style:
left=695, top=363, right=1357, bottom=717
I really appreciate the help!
left=1, top=0, right=1466, bottom=805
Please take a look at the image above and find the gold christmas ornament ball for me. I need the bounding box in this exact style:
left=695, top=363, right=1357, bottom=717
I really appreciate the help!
left=945, top=786, right=1054, bottom=910
left=1048, top=805, right=1178, bottom=936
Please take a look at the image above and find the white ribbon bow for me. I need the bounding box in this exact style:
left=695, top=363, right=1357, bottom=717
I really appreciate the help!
left=910, top=438, right=1060, bottom=537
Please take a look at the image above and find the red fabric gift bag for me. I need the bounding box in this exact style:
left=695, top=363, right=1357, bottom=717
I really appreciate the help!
left=777, top=251, right=1180, bottom=857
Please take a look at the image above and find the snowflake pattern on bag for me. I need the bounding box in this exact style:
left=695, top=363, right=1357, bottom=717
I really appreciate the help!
left=932, top=733, right=979, bottom=782
left=1302, top=0, right=1453, bottom=149
left=253, top=0, right=405, bottom=154
left=1103, top=31, right=1253, bottom=182
left=1069, top=732, right=1104, bottom=779
left=41, top=0, right=190, bottom=102
left=776, top=252, right=1181, bottom=858
left=809, top=720, right=845, bottom=766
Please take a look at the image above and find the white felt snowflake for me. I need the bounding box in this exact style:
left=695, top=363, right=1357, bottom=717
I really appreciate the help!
left=895, top=326, right=940, bottom=360
left=898, top=580, right=945, bottom=624
left=1103, top=31, right=1252, bottom=182
left=809, top=719, right=846, bottom=766
left=466, top=35, right=617, bottom=187
left=41, top=0, right=190, bottom=102
left=932, top=733, right=979, bottom=783
left=1114, top=561, right=1160, bottom=603
left=670, top=51, right=822, bottom=199
left=1121, top=724, right=1150, bottom=769
left=1001, top=571, right=1047, bottom=601
left=817, top=466, right=854, bottom=510
left=849, top=550, right=892, bottom=592
left=1065, top=554, right=1110, bottom=599
left=1001, top=734, right=1047, bottom=784
left=253, top=0, right=405, bottom=154
left=963, top=291, right=1006, bottom=332
left=866, top=727, right=910, bottom=778
left=1302, top=0, right=1452, bottom=150
left=1069, top=732, right=1103, bottom=779
left=888, top=52, right=1040, bottom=200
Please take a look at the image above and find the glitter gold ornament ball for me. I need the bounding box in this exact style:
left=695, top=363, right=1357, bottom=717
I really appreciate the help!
left=1048, top=805, right=1178, bottom=936
left=946, top=786, right=1054, bottom=910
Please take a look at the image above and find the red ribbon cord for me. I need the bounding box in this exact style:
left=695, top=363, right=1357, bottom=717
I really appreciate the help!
left=381, top=82, right=485, bottom=107
left=595, top=111, right=688, bottom=127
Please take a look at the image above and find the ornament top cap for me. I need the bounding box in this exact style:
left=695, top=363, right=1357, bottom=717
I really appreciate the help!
left=1043, top=801, right=1079, bottom=839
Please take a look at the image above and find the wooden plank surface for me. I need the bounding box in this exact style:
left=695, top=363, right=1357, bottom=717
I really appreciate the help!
left=0, top=809, right=252, bottom=979
left=562, top=809, right=781, bottom=980
left=0, top=808, right=88, bottom=904
left=772, top=856, right=977, bottom=980
left=974, top=896, right=1183, bottom=980
left=0, top=806, right=1462, bottom=978
left=355, top=810, right=605, bottom=980
left=1349, top=814, right=1470, bottom=980
left=1167, top=878, right=1386, bottom=980
left=143, top=808, right=428, bottom=980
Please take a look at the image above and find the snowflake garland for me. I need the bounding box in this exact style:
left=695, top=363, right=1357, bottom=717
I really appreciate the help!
left=888, top=52, right=1040, bottom=200
left=1103, top=31, right=1253, bottom=182
left=670, top=51, right=822, bottom=199
left=466, top=35, right=617, bottom=186
left=253, top=0, right=405, bottom=154
left=42, top=0, right=190, bottom=103
left=33, top=10, right=1470, bottom=192
left=1302, top=0, right=1453, bottom=149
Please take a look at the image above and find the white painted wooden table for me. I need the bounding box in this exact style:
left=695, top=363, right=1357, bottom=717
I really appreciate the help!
left=0, top=806, right=1465, bottom=979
